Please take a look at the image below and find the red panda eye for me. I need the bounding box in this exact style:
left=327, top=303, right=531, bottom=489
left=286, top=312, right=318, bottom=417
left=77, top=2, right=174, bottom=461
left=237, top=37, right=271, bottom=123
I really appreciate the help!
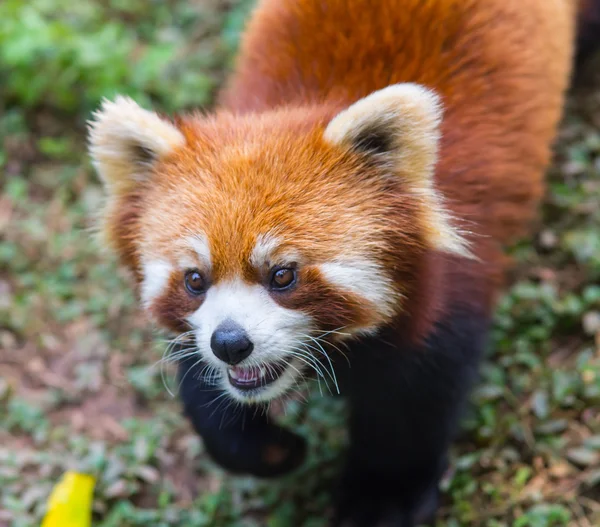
left=184, top=270, right=206, bottom=295
left=270, top=268, right=296, bottom=290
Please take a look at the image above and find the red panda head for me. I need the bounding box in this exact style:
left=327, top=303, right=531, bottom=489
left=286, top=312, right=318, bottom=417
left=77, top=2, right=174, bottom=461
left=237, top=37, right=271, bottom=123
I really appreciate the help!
left=88, top=84, right=469, bottom=402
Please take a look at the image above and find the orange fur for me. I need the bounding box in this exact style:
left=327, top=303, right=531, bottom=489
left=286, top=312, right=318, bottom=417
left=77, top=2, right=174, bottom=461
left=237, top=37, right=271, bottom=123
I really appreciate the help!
left=90, top=0, right=577, bottom=341
left=224, top=0, right=574, bottom=242
left=220, top=0, right=576, bottom=332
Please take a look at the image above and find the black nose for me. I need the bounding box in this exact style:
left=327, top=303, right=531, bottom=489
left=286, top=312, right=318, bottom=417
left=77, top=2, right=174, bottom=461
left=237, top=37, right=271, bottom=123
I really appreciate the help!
left=210, top=320, right=254, bottom=365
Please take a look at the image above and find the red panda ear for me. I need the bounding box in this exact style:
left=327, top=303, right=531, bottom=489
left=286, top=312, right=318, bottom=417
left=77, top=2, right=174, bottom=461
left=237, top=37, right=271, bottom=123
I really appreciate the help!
left=324, top=83, right=442, bottom=178
left=324, top=84, right=472, bottom=259
left=87, top=96, right=185, bottom=195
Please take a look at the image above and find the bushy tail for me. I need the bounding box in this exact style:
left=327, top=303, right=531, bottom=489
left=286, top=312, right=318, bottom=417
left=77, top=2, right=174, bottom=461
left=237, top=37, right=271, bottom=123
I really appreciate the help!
left=576, top=0, right=600, bottom=68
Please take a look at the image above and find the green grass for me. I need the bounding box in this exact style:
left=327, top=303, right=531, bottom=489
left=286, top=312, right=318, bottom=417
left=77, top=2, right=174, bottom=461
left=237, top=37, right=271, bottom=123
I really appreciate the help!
left=1, top=1, right=599, bottom=525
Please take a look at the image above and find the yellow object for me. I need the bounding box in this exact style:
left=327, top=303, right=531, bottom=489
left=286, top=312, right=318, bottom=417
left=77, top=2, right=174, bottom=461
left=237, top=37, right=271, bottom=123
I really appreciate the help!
left=41, top=472, right=95, bottom=527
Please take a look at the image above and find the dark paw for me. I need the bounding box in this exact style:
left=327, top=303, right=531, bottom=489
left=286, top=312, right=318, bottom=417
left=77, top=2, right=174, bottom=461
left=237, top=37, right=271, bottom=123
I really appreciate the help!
left=333, top=468, right=440, bottom=527
left=333, top=497, right=412, bottom=527
left=202, top=424, right=306, bottom=478
left=332, top=489, right=439, bottom=527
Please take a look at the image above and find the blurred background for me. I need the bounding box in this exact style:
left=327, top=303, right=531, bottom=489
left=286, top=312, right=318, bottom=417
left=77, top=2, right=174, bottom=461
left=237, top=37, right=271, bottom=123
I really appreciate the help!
left=0, top=1, right=599, bottom=525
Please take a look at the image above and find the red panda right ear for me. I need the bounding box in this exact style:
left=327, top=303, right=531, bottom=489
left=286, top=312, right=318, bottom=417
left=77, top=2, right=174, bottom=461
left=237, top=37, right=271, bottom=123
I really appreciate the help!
left=324, top=84, right=472, bottom=259
left=324, top=83, right=442, bottom=184
left=87, top=96, right=185, bottom=196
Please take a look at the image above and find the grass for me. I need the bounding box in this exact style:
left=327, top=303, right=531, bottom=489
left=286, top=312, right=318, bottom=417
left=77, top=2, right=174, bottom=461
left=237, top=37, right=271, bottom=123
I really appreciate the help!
left=0, top=1, right=599, bottom=525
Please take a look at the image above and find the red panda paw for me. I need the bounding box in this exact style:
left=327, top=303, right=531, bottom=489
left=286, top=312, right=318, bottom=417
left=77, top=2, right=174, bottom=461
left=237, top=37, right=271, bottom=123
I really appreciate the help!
left=332, top=498, right=437, bottom=527
left=332, top=503, right=414, bottom=527
left=201, top=424, right=307, bottom=479
left=332, top=473, right=439, bottom=527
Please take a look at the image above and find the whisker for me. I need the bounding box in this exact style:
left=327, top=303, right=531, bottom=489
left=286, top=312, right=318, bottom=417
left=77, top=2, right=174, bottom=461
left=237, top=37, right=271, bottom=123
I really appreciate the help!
left=159, top=345, right=198, bottom=362
left=176, top=357, right=207, bottom=394
left=294, top=339, right=338, bottom=394
left=285, top=348, right=326, bottom=378
left=311, top=333, right=351, bottom=367
left=284, top=348, right=331, bottom=395
left=155, top=329, right=196, bottom=344
left=277, top=346, right=326, bottom=396
left=316, top=326, right=350, bottom=338
left=308, top=340, right=339, bottom=394
left=201, top=389, right=231, bottom=410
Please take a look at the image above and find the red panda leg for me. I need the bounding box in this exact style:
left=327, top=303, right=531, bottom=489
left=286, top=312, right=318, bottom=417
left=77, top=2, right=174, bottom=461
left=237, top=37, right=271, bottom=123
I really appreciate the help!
left=334, top=309, right=488, bottom=527
left=177, top=353, right=306, bottom=478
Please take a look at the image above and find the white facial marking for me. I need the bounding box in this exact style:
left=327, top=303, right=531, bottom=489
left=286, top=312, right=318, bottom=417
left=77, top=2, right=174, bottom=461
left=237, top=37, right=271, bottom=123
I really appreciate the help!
left=319, top=259, right=399, bottom=321
left=187, top=278, right=313, bottom=403
left=178, top=234, right=211, bottom=270
left=141, top=259, right=173, bottom=308
left=250, top=234, right=281, bottom=268
left=250, top=233, right=303, bottom=269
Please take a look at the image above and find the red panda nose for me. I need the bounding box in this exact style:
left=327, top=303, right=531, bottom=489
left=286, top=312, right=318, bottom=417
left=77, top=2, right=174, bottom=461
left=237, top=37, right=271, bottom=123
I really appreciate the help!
left=210, top=320, right=254, bottom=365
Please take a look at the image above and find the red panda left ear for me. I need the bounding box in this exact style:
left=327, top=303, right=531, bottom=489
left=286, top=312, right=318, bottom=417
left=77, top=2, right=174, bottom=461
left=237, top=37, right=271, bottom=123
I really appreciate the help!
left=324, top=83, right=472, bottom=259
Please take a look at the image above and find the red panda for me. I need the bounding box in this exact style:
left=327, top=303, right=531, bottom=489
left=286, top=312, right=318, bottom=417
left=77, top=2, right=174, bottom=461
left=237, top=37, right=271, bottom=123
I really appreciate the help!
left=88, top=0, right=595, bottom=525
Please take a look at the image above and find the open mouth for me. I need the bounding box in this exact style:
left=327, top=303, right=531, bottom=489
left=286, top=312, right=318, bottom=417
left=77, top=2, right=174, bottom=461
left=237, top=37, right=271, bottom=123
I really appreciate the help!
left=228, top=361, right=289, bottom=391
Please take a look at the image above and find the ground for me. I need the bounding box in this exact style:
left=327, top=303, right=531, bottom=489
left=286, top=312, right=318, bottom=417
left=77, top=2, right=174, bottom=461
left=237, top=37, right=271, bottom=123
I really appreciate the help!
left=1, top=1, right=600, bottom=526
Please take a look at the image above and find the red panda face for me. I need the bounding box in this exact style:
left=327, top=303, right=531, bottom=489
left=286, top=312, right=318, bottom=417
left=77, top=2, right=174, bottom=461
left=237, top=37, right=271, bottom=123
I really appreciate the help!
left=89, top=84, right=470, bottom=402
